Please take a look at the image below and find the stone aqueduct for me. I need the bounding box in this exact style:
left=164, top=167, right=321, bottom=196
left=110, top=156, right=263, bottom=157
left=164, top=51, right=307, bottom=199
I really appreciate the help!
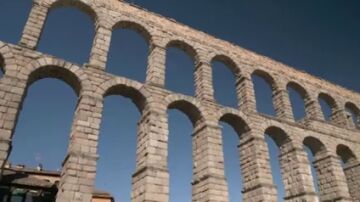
left=0, top=0, right=359, bottom=201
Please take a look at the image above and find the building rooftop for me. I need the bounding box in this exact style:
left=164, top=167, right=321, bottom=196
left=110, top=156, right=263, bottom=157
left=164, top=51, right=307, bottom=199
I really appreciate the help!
left=1, top=165, right=114, bottom=201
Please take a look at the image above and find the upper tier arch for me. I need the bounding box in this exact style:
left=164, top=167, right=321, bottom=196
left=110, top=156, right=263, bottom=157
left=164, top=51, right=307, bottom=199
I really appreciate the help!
left=211, top=54, right=241, bottom=75
left=111, top=20, right=153, bottom=44
left=251, top=69, right=278, bottom=88
left=40, top=0, right=98, bottom=22
left=318, top=92, right=339, bottom=121
left=286, top=81, right=310, bottom=100
left=345, top=102, right=360, bottom=126
left=165, top=39, right=200, bottom=64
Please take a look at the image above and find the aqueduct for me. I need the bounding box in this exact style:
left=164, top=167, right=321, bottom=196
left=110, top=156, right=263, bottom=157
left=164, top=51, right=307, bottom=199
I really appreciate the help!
left=0, top=0, right=360, bottom=201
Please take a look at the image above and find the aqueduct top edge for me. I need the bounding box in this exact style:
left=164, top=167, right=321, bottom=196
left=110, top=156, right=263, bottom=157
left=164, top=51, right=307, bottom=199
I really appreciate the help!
left=117, top=0, right=360, bottom=101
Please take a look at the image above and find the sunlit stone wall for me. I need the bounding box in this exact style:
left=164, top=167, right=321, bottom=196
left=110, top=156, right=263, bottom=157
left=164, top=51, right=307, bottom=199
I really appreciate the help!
left=0, top=0, right=359, bottom=201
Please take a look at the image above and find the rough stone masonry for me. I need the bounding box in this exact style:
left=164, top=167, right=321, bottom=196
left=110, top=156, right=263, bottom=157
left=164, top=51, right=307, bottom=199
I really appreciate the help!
left=0, top=0, right=359, bottom=201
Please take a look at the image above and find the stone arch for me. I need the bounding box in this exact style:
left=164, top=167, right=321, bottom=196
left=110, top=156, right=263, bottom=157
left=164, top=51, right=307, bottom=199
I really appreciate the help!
left=303, top=136, right=327, bottom=157
left=94, top=78, right=150, bottom=201
left=164, top=39, right=200, bottom=96
left=251, top=69, right=278, bottom=116
left=165, top=94, right=204, bottom=126
left=318, top=92, right=338, bottom=121
left=34, top=0, right=98, bottom=64
left=10, top=68, right=79, bottom=155
left=164, top=94, right=209, bottom=201
left=286, top=81, right=310, bottom=120
left=336, top=144, right=360, bottom=201
left=263, top=126, right=294, bottom=201
left=165, top=39, right=199, bottom=63
left=211, top=55, right=242, bottom=107
left=318, top=92, right=338, bottom=109
left=287, top=81, right=310, bottom=101
left=337, top=144, right=357, bottom=164
left=344, top=102, right=360, bottom=127
left=217, top=111, right=250, bottom=201
left=302, top=136, right=329, bottom=199
left=96, top=78, right=149, bottom=113
left=48, top=0, right=98, bottom=22
left=251, top=69, right=277, bottom=88
left=219, top=110, right=250, bottom=136
left=211, top=54, right=241, bottom=76
left=7, top=56, right=87, bottom=201
left=27, top=66, right=82, bottom=95
left=24, top=57, right=90, bottom=95
left=112, top=20, right=153, bottom=44
left=20, top=0, right=98, bottom=51
left=265, top=126, right=292, bottom=149
left=105, top=20, right=153, bottom=81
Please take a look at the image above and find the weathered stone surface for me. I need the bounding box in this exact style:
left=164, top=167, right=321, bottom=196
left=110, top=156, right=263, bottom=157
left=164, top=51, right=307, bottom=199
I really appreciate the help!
left=0, top=0, right=359, bottom=201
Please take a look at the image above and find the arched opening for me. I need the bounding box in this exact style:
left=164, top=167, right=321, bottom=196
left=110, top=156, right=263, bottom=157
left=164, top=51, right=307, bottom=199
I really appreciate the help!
left=212, top=56, right=239, bottom=108
left=336, top=144, right=359, bottom=201
left=251, top=70, right=276, bottom=116
left=27, top=66, right=82, bottom=94
left=337, top=144, right=357, bottom=166
left=303, top=136, right=327, bottom=196
left=219, top=114, right=249, bottom=201
left=107, top=22, right=150, bottom=82
left=96, top=85, right=145, bottom=202
left=318, top=93, right=337, bottom=121
left=287, top=82, right=307, bottom=121
left=37, top=3, right=96, bottom=64
left=10, top=78, right=77, bottom=168
left=165, top=41, right=197, bottom=96
left=0, top=0, right=32, bottom=43
left=303, top=145, right=319, bottom=193
left=5, top=66, right=80, bottom=201
left=167, top=100, right=202, bottom=202
left=345, top=102, right=360, bottom=128
left=264, top=126, right=292, bottom=201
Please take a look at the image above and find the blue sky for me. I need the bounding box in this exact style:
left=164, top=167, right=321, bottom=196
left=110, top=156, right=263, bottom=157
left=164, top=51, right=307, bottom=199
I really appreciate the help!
left=0, top=0, right=359, bottom=201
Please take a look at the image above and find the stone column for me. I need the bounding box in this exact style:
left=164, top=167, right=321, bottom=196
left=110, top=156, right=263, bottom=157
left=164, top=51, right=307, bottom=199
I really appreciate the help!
left=331, top=105, right=348, bottom=127
left=88, top=25, right=112, bottom=70
left=194, top=60, right=215, bottom=102
left=272, top=81, right=294, bottom=122
left=131, top=107, right=169, bottom=202
left=313, top=154, right=352, bottom=202
left=237, top=73, right=256, bottom=112
left=345, top=110, right=355, bottom=129
left=0, top=76, right=26, bottom=174
left=146, top=43, right=167, bottom=87
left=343, top=161, right=360, bottom=201
left=279, top=146, right=319, bottom=201
left=239, top=131, right=277, bottom=202
left=192, top=122, right=228, bottom=202
left=19, top=2, right=49, bottom=49
left=304, top=93, right=324, bottom=121
left=56, top=93, right=102, bottom=202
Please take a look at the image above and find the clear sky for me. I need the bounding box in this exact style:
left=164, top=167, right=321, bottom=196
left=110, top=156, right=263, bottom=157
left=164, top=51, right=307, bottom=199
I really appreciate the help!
left=0, top=0, right=359, bottom=202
